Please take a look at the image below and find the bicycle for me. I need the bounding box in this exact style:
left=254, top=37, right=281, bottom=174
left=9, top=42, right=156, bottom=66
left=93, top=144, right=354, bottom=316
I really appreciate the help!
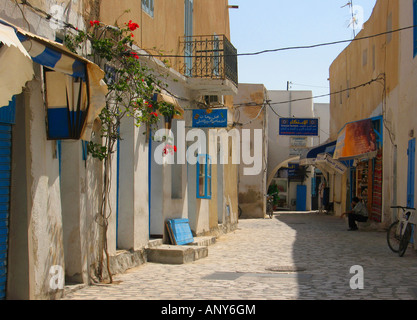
left=266, top=192, right=277, bottom=219
left=386, top=206, right=416, bottom=257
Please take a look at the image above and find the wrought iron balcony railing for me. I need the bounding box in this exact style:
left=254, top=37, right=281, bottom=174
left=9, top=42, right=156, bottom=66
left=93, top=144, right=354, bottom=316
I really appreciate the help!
left=180, top=35, right=238, bottom=88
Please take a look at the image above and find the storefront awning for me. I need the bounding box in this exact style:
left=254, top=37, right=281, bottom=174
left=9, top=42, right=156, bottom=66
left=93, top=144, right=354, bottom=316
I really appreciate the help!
left=333, top=118, right=377, bottom=160
left=299, top=140, right=336, bottom=166
left=0, top=23, right=34, bottom=107
left=0, top=19, right=107, bottom=141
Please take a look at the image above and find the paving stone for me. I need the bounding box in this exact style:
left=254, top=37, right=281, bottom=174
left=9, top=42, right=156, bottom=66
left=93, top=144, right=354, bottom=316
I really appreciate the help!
left=62, top=213, right=417, bottom=300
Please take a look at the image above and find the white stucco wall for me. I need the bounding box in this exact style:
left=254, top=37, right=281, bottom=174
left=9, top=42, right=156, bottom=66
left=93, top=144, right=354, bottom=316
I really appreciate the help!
left=266, top=90, right=315, bottom=211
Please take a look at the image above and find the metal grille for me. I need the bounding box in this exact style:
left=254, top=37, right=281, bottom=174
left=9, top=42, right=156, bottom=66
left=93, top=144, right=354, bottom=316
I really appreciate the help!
left=180, top=35, right=238, bottom=87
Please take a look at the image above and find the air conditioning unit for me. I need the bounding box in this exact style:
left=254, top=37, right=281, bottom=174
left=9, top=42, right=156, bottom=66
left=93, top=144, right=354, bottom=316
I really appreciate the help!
left=203, top=95, right=223, bottom=106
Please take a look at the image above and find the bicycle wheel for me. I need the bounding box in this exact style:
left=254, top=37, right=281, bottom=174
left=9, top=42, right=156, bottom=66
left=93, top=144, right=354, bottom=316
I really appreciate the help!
left=387, top=221, right=401, bottom=253
left=238, top=206, right=242, bottom=218
left=266, top=202, right=273, bottom=219
left=398, top=224, right=412, bottom=257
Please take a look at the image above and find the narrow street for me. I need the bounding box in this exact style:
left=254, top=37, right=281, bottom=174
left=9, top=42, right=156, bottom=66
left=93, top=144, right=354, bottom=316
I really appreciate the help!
left=62, top=212, right=417, bottom=300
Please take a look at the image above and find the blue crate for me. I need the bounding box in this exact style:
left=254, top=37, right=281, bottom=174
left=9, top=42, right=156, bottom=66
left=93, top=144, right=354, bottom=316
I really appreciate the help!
left=167, top=219, right=194, bottom=245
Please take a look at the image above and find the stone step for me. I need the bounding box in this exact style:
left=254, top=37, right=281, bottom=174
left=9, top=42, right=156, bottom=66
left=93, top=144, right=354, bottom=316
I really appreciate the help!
left=146, top=245, right=208, bottom=264
left=188, top=236, right=216, bottom=247
left=147, top=238, right=164, bottom=248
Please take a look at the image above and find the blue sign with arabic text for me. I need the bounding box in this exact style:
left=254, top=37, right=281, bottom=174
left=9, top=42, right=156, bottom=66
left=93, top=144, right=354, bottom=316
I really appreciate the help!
left=279, top=118, right=319, bottom=136
left=192, top=109, right=228, bottom=128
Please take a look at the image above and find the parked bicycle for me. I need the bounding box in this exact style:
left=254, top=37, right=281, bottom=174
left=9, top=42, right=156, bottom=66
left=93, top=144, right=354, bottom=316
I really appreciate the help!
left=266, top=192, right=277, bottom=219
left=387, top=205, right=416, bottom=257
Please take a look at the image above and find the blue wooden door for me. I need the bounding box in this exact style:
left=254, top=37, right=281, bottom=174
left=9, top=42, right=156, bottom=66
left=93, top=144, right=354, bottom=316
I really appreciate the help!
left=296, top=185, right=307, bottom=211
left=0, top=97, right=15, bottom=300
left=407, top=138, right=416, bottom=208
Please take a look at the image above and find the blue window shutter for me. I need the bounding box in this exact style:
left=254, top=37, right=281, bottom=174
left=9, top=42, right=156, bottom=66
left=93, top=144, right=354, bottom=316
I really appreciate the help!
left=0, top=99, right=14, bottom=299
left=0, top=97, right=16, bottom=124
left=196, top=154, right=211, bottom=199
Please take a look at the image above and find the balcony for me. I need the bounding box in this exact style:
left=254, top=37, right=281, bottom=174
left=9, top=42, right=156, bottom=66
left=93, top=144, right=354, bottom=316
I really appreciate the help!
left=180, top=35, right=238, bottom=96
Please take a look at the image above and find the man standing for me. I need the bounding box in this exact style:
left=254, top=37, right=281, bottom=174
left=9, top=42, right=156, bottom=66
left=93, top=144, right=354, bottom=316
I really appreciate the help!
left=341, top=197, right=368, bottom=231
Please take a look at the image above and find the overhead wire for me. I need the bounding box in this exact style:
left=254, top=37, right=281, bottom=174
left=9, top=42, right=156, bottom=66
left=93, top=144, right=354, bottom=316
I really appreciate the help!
left=137, top=24, right=417, bottom=59
left=12, top=1, right=417, bottom=59
left=11, top=1, right=396, bottom=120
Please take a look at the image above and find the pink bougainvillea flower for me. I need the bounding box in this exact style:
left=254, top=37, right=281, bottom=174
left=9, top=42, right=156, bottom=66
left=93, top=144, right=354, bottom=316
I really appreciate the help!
left=130, top=52, right=139, bottom=59
left=128, top=20, right=140, bottom=31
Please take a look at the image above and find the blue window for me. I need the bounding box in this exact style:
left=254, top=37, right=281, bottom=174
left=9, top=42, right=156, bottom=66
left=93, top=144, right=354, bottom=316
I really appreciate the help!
left=414, top=0, right=417, bottom=57
left=196, top=154, right=212, bottom=199
left=142, top=0, right=154, bottom=18
left=184, top=0, right=193, bottom=77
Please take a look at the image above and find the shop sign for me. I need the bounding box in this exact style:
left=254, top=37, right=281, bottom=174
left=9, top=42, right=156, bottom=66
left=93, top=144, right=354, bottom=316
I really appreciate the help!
left=289, top=148, right=304, bottom=156
left=279, top=118, right=319, bottom=136
left=316, top=153, right=347, bottom=174
left=287, top=163, right=300, bottom=177
left=192, top=109, right=228, bottom=128
left=333, top=119, right=377, bottom=159
left=290, top=137, right=308, bottom=148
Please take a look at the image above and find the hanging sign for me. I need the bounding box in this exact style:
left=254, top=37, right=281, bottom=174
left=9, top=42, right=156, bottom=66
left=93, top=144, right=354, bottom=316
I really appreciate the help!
left=279, top=118, right=319, bottom=136
left=316, top=153, right=347, bottom=174
left=192, top=109, right=227, bottom=128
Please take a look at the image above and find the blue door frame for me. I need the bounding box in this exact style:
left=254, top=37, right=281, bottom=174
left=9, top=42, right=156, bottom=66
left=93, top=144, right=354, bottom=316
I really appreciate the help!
left=148, top=130, right=152, bottom=237
left=407, top=138, right=416, bottom=208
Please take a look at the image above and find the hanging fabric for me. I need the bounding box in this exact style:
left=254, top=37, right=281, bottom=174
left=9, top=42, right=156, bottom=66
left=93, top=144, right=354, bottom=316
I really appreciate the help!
left=44, top=70, right=89, bottom=139
left=0, top=23, right=34, bottom=108
left=0, top=19, right=107, bottom=140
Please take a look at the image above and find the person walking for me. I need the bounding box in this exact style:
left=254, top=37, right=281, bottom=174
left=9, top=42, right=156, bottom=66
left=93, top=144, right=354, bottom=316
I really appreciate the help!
left=341, top=197, right=368, bottom=231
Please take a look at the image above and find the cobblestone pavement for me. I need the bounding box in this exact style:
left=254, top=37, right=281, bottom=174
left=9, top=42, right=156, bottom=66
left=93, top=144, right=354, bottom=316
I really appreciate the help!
left=62, top=212, right=417, bottom=300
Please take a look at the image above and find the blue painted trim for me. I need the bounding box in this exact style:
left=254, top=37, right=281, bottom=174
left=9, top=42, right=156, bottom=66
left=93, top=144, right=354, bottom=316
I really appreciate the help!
left=148, top=129, right=152, bottom=236
left=81, top=140, right=88, bottom=161
left=57, top=140, right=62, bottom=178
left=337, top=115, right=383, bottom=136
left=414, top=0, right=417, bottom=57
left=116, top=133, right=120, bottom=247
left=407, top=138, right=416, bottom=208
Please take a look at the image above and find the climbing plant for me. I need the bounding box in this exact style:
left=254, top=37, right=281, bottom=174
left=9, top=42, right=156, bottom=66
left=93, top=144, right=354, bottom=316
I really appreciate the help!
left=65, top=18, right=180, bottom=283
